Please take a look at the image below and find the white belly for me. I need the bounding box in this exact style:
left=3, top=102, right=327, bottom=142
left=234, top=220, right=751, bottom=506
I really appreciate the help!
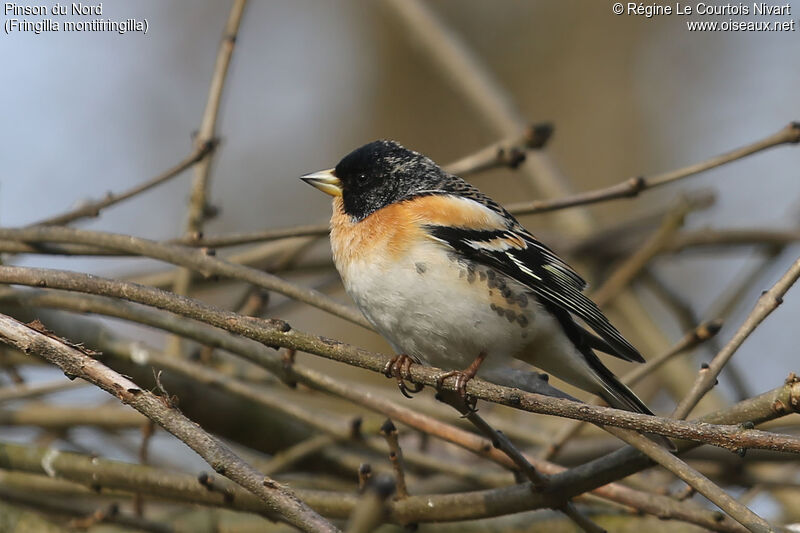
left=336, top=239, right=558, bottom=371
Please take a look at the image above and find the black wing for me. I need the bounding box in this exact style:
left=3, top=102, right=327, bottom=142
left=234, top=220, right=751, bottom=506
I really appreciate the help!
left=425, top=224, right=645, bottom=363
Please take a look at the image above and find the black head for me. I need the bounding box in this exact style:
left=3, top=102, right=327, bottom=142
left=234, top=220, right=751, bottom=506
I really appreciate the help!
left=303, top=140, right=449, bottom=220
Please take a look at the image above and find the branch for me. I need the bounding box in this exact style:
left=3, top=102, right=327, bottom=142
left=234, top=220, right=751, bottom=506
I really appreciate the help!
left=444, top=123, right=554, bottom=176
left=0, top=265, right=797, bottom=455
left=0, top=314, right=338, bottom=533
left=166, top=119, right=800, bottom=254
left=2, top=298, right=786, bottom=531
left=0, top=486, right=172, bottom=533
left=665, top=228, right=800, bottom=254
left=441, top=395, right=605, bottom=533
left=0, top=226, right=369, bottom=328
left=0, top=379, right=85, bottom=403
left=0, top=291, right=778, bottom=531
left=0, top=440, right=743, bottom=531
left=602, top=427, right=773, bottom=532
left=170, top=0, right=249, bottom=356
left=505, top=122, right=800, bottom=216
left=172, top=125, right=553, bottom=249
left=182, top=0, right=247, bottom=239
left=30, top=142, right=216, bottom=227
left=590, top=197, right=694, bottom=307
left=673, top=256, right=800, bottom=419
left=540, top=319, right=724, bottom=460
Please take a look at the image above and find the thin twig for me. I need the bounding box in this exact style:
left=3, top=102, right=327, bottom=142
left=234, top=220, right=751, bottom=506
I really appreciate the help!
left=379, top=420, right=409, bottom=500
left=444, top=122, right=554, bottom=176
left=441, top=395, right=605, bottom=533
left=30, top=142, right=217, bottom=227
left=540, top=319, right=724, bottom=460
left=506, top=122, right=800, bottom=216
left=0, top=314, right=338, bottom=533
left=700, top=247, right=787, bottom=401
left=591, top=197, right=694, bottom=307
left=0, top=226, right=369, bottom=328
left=0, top=292, right=778, bottom=531
left=0, top=486, right=172, bottom=533
left=673, top=256, right=800, bottom=420
left=603, top=426, right=774, bottom=533
left=260, top=434, right=336, bottom=477
left=1, top=265, right=798, bottom=454
left=345, top=476, right=395, bottom=533
left=170, top=0, right=249, bottom=356
left=0, top=378, right=85, bottom=403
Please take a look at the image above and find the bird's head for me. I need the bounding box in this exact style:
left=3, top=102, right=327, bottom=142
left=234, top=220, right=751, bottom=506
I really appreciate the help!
left=301, top=140, right=447, bottom=220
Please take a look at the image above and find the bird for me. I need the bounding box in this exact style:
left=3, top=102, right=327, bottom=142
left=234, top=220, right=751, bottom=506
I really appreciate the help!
left=301, top=139, right=660, bottom=423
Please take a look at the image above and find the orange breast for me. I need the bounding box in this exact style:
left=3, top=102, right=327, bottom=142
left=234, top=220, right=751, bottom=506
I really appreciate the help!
left=329, top=195, right=508, bottom=270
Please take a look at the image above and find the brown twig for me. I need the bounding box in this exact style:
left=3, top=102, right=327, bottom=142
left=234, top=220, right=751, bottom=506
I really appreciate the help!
left=699, top=246, right=787, bottom=401
left=260, top=434, right=336, bottom=477
left=0, top=404, right=147, bottom=430
left=673, top=256, right=800, bottom=420
left=134, top=419, right=156, bottom=516
left=444, top=122, right=554, bottom=176
left=505, top=122, right=800, bottom=216
left=665, top=228, right=800, bottom=254
left=170, top=0, right=249, bottom=356
left=345, top=476, right=395, bottom=533
left=0, top=486, right=172, bottom=533
left=379, top=420, right=409, bottom=500
left=0, top=265, right=798, bottom=454
left=442, top=396, right=605, bottom=533
left=357, top=463, right=372, bottom=492
left=0, top=314, right=338, bottom=533
left=603, top=426, right=774, bottom=533
left=0, top=292, right=768, bottom=530
left=590, top=197, right=695, bottom=307
left=30, top=142, right=217, bottom=227
left=0, top=225, right=370, bottom=328
left=540, top=319, right=724, bottom=460
left=0, top=378, right=85, bottom=403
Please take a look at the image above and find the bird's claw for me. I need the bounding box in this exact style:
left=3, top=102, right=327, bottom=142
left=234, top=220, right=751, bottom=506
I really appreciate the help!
left=383, top=354, right=423, bottom=398
left=434, top=351, right=486, bottom=412
left=435, top=370, right=478, bottom=411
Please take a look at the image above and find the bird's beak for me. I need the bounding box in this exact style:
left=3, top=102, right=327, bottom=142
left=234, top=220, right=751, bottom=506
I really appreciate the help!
left=300, top=168, right=342, bottom=197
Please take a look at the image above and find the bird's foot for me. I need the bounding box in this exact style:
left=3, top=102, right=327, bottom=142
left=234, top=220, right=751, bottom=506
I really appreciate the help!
left=435, top=352, right=487, bottom=412
left=383, top=354, right=423, bottom=399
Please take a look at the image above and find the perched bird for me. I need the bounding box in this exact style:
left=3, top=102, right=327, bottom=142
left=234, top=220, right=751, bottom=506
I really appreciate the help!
left=302, top=140, right=657, bottom=419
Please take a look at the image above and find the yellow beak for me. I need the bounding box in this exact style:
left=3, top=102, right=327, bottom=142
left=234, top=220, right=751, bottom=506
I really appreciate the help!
left=300, top=168, right=342, bottom=197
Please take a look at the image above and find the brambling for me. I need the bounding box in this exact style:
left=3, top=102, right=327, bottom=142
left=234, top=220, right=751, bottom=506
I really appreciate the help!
left=302, top=140, right=656, bottom=419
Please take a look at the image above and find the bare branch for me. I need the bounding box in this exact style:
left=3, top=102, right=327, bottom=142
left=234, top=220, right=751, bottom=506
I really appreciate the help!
left=590, top=197, right=695, bottom=307
left=379, top=420, right=409, bottom=500
left=0, top=225, right=369, bottom=328
left=30, top=142, right=217, bottom=227
left=603, top=427, right=774, bottom=533
left=171, top=0, right=249, bottom=356
left=0, top=313, right=338, bottom=533
left=673, top=256, right=800, bottom=419
left=444, top=123, right=554, bottom=176
left=0, top=379, right=85, bottom=403
left=540, top=319, right=724, bottom=460
left=506, top=122, right=800, bottom=216
left=0, top=265, right=797, bottom=455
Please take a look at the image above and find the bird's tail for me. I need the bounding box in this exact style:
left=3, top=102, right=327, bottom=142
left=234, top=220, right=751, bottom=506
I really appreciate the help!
left=584, top=350, right=676, bottom=451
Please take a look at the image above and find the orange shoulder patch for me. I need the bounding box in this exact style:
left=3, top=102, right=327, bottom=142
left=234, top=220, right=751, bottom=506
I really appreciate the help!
left=401, top=195, right=505, bottom=230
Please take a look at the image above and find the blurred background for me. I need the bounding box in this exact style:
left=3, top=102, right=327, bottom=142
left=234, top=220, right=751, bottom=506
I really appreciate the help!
left=1, top=0, right=799, bottom=527
left=3, top=0, right=798, bottom=389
